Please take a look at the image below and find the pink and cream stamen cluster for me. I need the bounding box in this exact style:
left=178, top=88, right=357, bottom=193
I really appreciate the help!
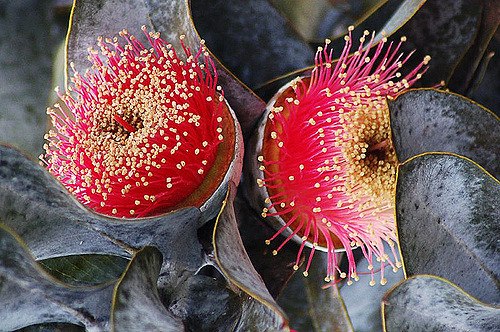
left=41, top=26, right=225, bottom=218
left=257, top=27, right=430, bottom=285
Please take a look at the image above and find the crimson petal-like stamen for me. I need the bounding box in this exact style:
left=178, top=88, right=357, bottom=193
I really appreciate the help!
left=42, top=27, right=240, bottom=219
left=251, top=27, right=431, bottom=285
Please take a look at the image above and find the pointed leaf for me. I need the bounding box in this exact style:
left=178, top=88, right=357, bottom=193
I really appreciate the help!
left=214, top=183, right=289, bottom=330
left=324, top=0, right=483, bottom=87
left=0, top=145, right=287, bottom=330
left=325, top=0, right=426, bottom=51
left=111, top=247, right=184, bottom=332
left=255, top=0, right=424, bottom=101
left=396, top=153, right=500, bottom=304
left=382, top=275, right=500, bottom=331
left=389, top=89, right=500, bottom=178
left=0, top=224, right=114, bottom=330
left=67, top=0, right=266, bottom=137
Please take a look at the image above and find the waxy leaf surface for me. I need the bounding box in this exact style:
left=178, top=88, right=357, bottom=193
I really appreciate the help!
left=383, top=275, right=500, bottom=331
left=396, top=153, right=499, bottom=304
left=0, top=224, right=114, bottom=331
left=111, top=247, right=184, bottom=332
left=389, top=89, right=500, bottom=178
left=213, top=184, right=289, bottom=331
left=0, top=144, right=292, bottom=329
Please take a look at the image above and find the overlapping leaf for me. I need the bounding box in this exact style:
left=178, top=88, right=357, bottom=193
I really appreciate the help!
left=0, top=144, right=233, bottom=327
left=0, top=224, right=114, bottom=331
left=396, top=153, right=499, bottom=304
left=254, top=0, right=426, bottom=101
left=382, top=275, right=500, bottom=331
left=1, top=1, right=499, bottom=331
left=0, top=144, right=292, bottom=329
left=389, top=88, right=500, bottom=178
left=111, top=247, right=184, bottom=332
left=258, top=0, right=489, bottom=102
left=213, top=184, right=289, bottom=331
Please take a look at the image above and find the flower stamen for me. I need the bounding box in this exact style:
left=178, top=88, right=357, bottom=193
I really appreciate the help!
left=254, top=28, right=430, bottom=284
left=113, top=113, right=137, bottom=133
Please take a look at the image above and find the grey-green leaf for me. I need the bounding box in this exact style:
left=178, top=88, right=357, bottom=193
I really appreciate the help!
left=389, top=89, right=500, bottom=179
left=0, top=144, right=130, bottom=260
left=214, top=183, right=289, bottom=331
left=0, top=224, right=114, bottom=331
left=0, top=145, right=288, bottom=330
left=111, top=247, right=184, bottom=332
left=396, top=153, right=499, bottom=304
left=382, top=275, right=500, bottom=332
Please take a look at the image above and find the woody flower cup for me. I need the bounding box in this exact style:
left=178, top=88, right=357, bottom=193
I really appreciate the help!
left=41, top=27, right=242, bottom=221
left=248, top=27, right=430, bottom=286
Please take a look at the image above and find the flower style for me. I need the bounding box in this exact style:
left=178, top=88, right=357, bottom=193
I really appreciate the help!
left=253, top=27, right=430, bottom=285
left=41, top=27, right=238, bottom=218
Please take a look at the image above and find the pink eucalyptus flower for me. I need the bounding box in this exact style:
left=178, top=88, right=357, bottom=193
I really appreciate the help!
left=41, top=27, right=239, bottom=218
left=252, top=27, right=430, bottom=285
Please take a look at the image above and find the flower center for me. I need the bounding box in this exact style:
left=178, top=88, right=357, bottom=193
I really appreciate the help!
left=42, top=29, right=236, bottom=218
left=338, top=100, right=397, bottom=204
left=255, top=28, right=428, bottom=284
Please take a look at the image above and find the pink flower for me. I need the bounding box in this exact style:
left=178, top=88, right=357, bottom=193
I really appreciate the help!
left=41, top=27, right=237, bottom=218
left=253, top=27, right=430, bottom=285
